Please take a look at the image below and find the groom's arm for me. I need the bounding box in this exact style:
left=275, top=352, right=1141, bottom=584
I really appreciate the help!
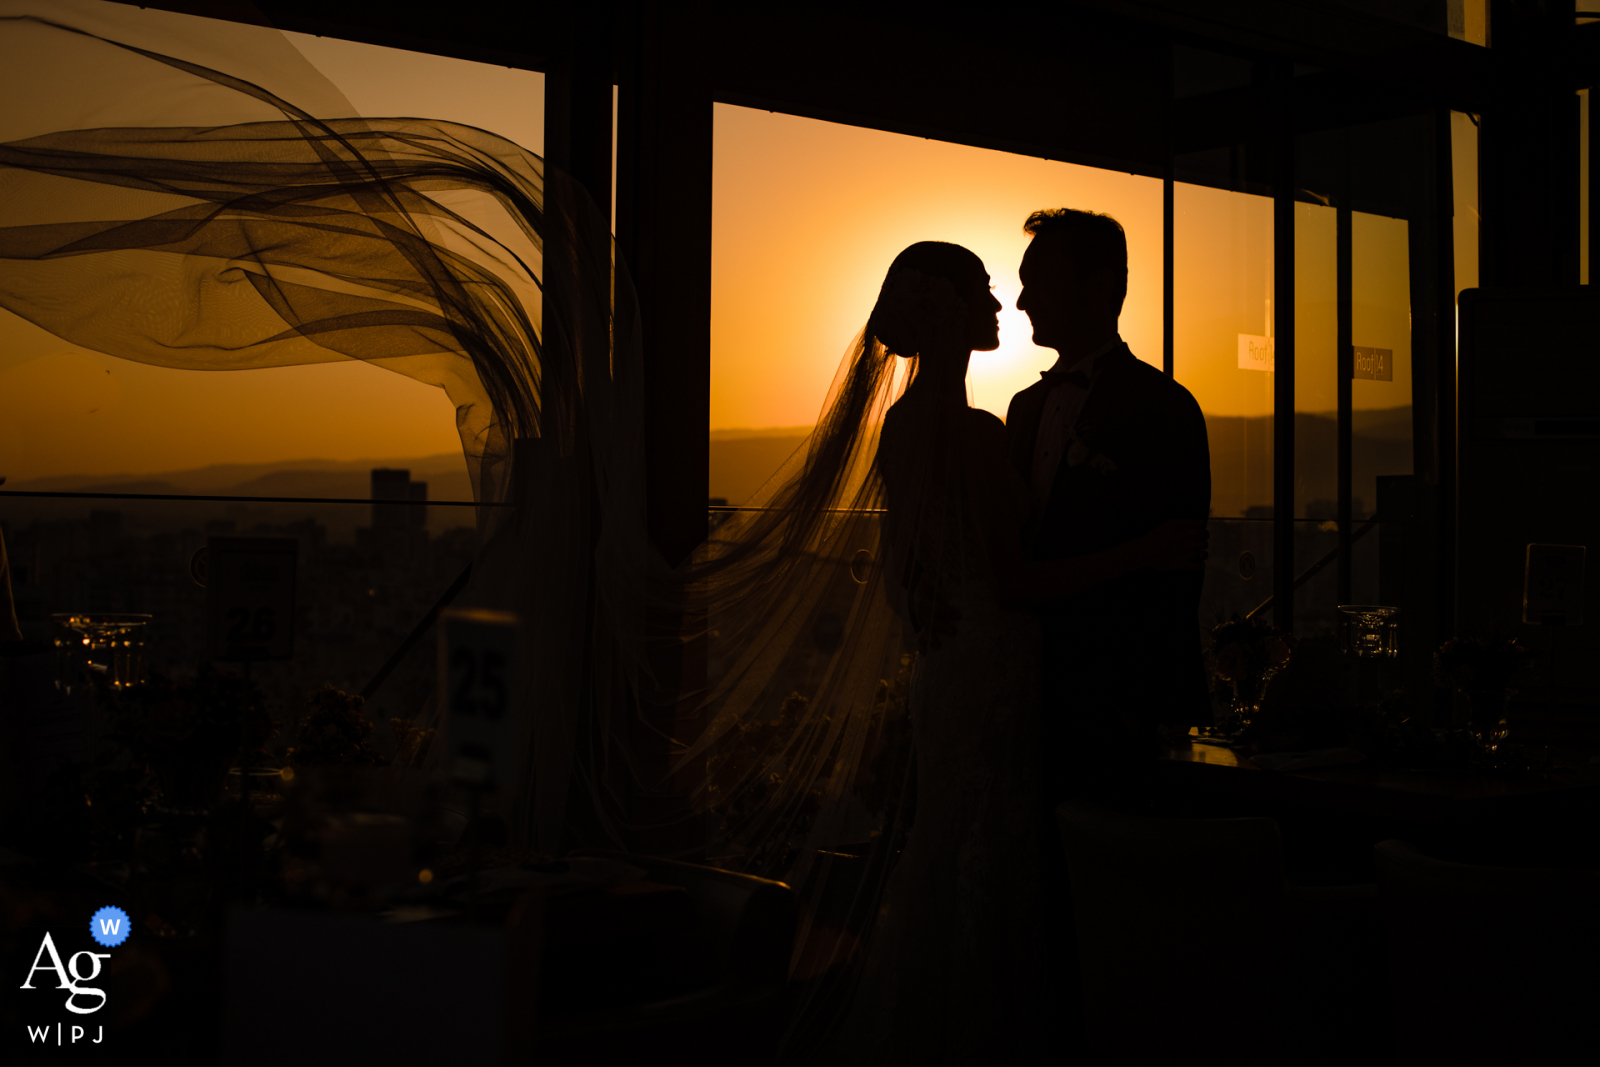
left=1133, top=375, right=1209, bottom=527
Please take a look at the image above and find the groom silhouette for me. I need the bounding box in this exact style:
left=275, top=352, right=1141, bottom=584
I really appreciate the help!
left=1006, top=208, right=1210, bottom=999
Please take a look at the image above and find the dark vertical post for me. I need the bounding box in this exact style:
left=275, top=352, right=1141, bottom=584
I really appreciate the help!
left=539, top=1, right=616, bottom=855
left=1431, top=105, right=1459, bottom=656
left=545, top=3, right=614, bottom=214
left=1591, top=83, right=1599, bottom=284
left=1336, top=191, right=1353, bottom=607
left=1272, top=89, right=1296, bottom=631
left=1482, top=0, right=1580, bottom=288
left=616, top=0, right=711, bottom=857
left=617, top=0, right=711, bottom=568
left=1559, top=89, right=1583, bottom=286
left=1163, top=42, right=1175, bottom=377
left=1404, top=108, right=1456, bottom=724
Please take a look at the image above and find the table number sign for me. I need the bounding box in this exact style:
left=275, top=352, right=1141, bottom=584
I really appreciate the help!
left=206, top=537, right=297, bottom=661
left=439, top=608, right=519, bottom=809
left=1523, top=544, right=1585, bottom=625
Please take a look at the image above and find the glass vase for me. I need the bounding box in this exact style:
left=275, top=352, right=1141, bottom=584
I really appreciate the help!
left=1220, top=666, right=1280, bottom=736
left=1464, top=688, right=1509, bottom=756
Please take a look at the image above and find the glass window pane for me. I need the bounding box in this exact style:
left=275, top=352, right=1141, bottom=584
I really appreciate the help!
left=1174, top=181, right=1274, bottom=521
left=1199, top=518, right=1274, bottom=631
left=1294, top=200, right=1339, bottom=636
left=1453, top=111, right=1480, bottom=298
left=1294, top=200, right=1339, bottom=517
left=1351, top=211, right=1412, bottom=525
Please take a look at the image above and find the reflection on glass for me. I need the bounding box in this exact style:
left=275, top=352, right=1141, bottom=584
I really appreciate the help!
left=1174, top=182, right=1274, bottom=519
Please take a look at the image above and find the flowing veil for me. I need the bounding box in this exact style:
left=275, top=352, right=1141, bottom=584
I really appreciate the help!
left=0, top=2, right=927, bottom=1056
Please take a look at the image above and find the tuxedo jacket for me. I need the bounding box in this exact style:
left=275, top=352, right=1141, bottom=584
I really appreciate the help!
left=1006, top=344, right=1212, bottom=727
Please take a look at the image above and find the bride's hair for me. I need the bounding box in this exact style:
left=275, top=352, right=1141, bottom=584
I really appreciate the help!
left=867, top=240, right=983, bottom=359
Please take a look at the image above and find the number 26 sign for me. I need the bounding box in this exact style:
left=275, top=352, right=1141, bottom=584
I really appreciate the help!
left=205, top=537, right=297, bottom=661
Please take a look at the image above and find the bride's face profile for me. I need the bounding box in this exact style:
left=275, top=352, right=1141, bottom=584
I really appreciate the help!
left=871, top=243, right=998, bottom=371
left=960, top=270, right=1003, bottom=354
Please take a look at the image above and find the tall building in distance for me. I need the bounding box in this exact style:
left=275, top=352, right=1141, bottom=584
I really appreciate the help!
left=370, top=468, right=427, bottom=533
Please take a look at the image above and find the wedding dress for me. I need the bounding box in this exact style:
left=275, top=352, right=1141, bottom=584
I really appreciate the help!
left=823, top=396, right=1043, bottom=1064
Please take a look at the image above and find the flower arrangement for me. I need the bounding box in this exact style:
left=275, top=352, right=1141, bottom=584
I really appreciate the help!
left=286, top=686, right=384, bottom=768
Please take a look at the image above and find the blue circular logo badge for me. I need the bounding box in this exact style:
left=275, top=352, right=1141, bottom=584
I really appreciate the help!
left=90, top=906, right=130, bottom=948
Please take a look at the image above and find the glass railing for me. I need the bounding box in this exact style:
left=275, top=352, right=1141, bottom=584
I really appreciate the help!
left=707, top=506, right=1398, bottom=645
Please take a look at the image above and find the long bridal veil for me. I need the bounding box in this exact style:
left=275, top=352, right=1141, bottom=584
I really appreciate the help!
left=0, top=2, right=920, bottom=1056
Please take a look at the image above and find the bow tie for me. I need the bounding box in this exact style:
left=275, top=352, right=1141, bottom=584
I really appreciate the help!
left=1040, top=368, right=1093, bottom=389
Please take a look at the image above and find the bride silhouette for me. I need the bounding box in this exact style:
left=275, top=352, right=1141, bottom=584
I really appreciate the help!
left=0, top=9, right=1204, bottom=1060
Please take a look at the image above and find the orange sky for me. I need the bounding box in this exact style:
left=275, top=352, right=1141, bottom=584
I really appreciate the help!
left=0, top=3, right=1423, bottom=487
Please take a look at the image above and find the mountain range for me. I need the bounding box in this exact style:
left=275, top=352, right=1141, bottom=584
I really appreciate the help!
left=1, top=407, right=1415, bottom=536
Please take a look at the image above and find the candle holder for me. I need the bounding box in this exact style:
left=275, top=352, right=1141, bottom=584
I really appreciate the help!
left=1338, top=605, right=1399, bottom=659
left=50, top=612, right=152, bottom=692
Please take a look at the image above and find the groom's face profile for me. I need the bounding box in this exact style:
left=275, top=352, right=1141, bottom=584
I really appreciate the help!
left=1016, top=235, right=1119, bottom=354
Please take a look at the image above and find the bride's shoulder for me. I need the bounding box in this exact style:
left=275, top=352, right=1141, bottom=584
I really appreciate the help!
left=961, top=407, right=1007, bottom=452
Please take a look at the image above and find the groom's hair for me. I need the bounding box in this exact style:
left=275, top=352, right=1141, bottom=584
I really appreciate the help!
left=1023, top=208, right=1128, bottom=313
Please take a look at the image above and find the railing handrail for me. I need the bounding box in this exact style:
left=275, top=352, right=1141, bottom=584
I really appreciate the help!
left=0, top=490, right=507, bottom=507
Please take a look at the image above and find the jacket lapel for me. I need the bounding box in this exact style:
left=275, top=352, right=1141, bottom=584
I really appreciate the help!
left=1008, top=379, right=1050, bottom=482
left=1075, top=347, right=1139, bottom=454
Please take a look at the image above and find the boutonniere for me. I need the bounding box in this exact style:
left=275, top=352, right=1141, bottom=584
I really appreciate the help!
left=1066, top=419, right=1118, bottom=474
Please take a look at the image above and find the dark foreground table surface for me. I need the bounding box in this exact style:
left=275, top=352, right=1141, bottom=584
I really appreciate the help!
left=1153, top=737, right=1600, bottom=878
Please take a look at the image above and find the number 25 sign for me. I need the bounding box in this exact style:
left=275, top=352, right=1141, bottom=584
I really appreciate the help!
left=439, top=608, right=519, bottom=799
left=206, top=537, right=297, bottom=661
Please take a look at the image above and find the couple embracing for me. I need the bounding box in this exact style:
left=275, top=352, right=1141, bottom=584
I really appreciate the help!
left=834, top=209, right=1212, bottom=1061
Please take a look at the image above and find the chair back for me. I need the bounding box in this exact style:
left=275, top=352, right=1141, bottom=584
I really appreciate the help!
left=571, top=849, right=796, bottom=992
left=1375, top=839, right=1600, bottom=1062
left=1057, top=799, right=1291, bottom=1059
